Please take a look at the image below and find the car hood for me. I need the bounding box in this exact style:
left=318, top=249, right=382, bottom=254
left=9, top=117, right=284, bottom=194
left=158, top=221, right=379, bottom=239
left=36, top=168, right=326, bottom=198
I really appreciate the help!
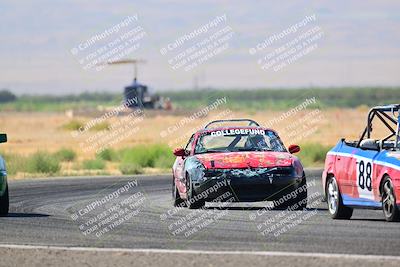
left=194, top=151, right=293, bottom=169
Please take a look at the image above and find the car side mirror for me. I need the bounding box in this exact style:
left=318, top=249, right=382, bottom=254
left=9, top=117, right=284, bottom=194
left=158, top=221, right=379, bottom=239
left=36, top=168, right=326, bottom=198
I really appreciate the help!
left=173, top=148, right=186, bottom=157
left=0, top=134, right=7, bottom=143
left=288, top=144, right=300, bottom=154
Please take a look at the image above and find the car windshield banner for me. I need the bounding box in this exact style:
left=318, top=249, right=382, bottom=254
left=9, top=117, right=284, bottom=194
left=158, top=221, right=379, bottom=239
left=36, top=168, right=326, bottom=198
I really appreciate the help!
left=210, top=128, right=265, bottom=136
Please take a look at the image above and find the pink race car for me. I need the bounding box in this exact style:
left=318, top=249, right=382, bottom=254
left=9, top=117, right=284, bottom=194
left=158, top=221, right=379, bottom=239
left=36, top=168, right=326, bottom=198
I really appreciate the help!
left=171, top=119, right=307, bottom=209
left=322, top=104, right=400, bottom=222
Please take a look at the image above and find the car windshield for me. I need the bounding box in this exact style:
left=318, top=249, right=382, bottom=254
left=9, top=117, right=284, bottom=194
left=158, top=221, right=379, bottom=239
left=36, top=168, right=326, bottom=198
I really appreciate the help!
left=195, top=128, right=286, bottom=154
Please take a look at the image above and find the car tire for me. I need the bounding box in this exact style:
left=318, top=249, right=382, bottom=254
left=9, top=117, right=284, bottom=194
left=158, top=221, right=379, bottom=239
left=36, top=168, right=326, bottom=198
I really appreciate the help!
left=185, top=174, right=205, bottom=209
left=381, top=176, right=400, bottom=222
left=326, top=176, right=353, bottom=219
left=172, top=177, right=185, bottom=207
left=274, top=175, right=307, bottom=210
left=0, top=183, right=9, bottom=216
left=292, top=175, right=308, bottom=210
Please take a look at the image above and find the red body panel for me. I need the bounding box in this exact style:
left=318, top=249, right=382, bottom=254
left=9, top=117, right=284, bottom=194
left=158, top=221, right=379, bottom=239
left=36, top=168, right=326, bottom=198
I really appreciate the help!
left=195, top=151, right=293, bottom=169
left=323, top=152, right=400, bottom=205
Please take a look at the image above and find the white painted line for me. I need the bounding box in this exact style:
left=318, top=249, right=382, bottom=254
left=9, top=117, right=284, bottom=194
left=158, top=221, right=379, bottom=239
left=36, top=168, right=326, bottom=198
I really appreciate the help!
left=0, top=244, right=399, bottom=261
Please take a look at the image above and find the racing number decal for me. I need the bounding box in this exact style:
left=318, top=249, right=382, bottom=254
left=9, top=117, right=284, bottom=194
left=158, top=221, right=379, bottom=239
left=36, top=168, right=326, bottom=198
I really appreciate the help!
left=358, top=160, right=372, bottom=191
left=356, top=158, right=374, bottom=200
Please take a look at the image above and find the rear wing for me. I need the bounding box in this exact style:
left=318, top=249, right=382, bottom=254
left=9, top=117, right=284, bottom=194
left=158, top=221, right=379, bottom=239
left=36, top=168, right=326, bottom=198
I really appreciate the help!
left=204, top=119, right=260, bottom=129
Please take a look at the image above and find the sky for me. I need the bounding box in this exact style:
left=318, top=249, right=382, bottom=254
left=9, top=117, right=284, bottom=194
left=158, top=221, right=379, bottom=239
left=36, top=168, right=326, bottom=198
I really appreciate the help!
left=0, top=0, right=399, bottom=95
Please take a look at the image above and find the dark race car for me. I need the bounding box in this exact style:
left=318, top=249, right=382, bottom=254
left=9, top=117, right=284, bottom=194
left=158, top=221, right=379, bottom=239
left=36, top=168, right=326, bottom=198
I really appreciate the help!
left=0, top=133, right=8, bottom=216
left=322, top=104, right=400, bottom=221
left=171, top=119, right=307, bottom=209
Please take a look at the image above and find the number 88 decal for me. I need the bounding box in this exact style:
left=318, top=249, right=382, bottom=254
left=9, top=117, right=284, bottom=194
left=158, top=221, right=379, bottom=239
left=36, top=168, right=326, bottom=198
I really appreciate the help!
left=356, top=158, right=374, bottom=200
left=358, top=160, right=372, bottom=191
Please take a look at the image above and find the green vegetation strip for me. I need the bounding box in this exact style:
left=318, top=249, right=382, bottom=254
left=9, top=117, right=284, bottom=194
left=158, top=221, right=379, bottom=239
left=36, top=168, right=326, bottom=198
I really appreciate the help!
left=1, top=88, right=399, bottom=112
left=161, top=87, right=400, bottom=110
left=1, top=143, right=329, bottom=178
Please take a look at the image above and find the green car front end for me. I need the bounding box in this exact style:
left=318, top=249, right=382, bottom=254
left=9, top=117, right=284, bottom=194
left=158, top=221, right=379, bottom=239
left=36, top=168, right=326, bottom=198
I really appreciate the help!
left=0, top=133, right=9, bottom=216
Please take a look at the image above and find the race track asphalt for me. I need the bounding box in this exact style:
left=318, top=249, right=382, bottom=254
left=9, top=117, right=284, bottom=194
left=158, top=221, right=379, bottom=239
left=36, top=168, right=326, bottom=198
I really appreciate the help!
left=0, top=169, right=399, bottom=266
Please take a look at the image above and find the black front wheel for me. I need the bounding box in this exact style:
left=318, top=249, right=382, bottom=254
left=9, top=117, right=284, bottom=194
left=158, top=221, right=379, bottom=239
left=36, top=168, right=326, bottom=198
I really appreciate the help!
left=291, top=176, right=308, bottom=210
left=0, top=184, right=9, bottom=216
left=185, top=174, right=205, bottom=209
left=172, top=177, right=185, bottom=207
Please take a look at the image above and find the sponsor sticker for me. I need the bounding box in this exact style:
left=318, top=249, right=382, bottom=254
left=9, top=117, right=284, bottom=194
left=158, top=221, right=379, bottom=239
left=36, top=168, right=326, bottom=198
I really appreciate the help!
left=210, top=128, right=265, bottom=136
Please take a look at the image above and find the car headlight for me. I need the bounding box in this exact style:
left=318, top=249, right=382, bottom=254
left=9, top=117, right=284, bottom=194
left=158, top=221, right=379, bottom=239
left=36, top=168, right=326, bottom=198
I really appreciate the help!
left=185, top=157, right=206, bottom=182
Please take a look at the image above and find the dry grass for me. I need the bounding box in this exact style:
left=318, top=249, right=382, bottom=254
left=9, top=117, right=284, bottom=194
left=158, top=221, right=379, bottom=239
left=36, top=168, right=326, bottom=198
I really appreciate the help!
left=0, top=108, right=380, bottom=154
left=0, top=107, right=387, bottom=178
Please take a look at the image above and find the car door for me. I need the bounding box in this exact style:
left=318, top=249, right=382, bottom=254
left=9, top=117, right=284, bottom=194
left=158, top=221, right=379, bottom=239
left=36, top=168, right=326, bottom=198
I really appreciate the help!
left=334, top=142, right=356, bottom=196
left=350, top=147, right=379, bottom=202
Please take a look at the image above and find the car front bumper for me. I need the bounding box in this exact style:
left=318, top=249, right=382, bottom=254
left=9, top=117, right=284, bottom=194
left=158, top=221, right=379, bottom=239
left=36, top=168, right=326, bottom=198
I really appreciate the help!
left=192, top=168, right=304, bottom=202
